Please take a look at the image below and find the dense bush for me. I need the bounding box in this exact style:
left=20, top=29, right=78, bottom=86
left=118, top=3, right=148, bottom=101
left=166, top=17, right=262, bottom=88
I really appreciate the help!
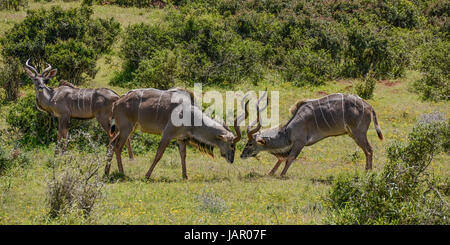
left=121, top=23, right=174, bottom=71
left=326, top=112, right=450, bottom=224
left=281, top=46, right=336, bottom=86
left=0, top=130, right=31, bottom=175
left=0, top=6, right=120, bottom=84
left=343, top=23, right=409, bottom=78
left=133, top=49, right=179, bottom=89
left=0, top=57, right=26, bottom=102
left=117, top=10, right=264, bottom=87
left=112, top=0, right=437, bottom=88
left=0, top=0, right=28, bottom=11
left=413, top=39, right=449, bottom=101
left=355, top=76, right=376, bottom=100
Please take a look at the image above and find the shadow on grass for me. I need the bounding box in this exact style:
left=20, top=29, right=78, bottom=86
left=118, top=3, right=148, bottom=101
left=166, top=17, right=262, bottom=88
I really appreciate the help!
left=310, top=176, right=334, bottom=185
left=238, top=171, right=267, bottom=181
left=138, top=174, right=232, bottom=183
left=103, top=171, right=132, bottom=183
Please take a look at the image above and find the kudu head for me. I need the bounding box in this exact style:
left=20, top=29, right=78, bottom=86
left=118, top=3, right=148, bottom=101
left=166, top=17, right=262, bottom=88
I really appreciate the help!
left=240, top=91, right=268, bottom=159
left=24, top=59, right=57, bottom=92
left=216, top=94, right=250, bottom=164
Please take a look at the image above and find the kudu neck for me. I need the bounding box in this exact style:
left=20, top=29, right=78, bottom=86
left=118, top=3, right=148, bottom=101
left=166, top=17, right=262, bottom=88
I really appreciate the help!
left=35, top=85, right=54, bottom=110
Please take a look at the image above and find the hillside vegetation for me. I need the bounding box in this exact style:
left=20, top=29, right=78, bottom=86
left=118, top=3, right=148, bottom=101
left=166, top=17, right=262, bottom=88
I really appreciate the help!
left=0, top=0, right=448, bottom=224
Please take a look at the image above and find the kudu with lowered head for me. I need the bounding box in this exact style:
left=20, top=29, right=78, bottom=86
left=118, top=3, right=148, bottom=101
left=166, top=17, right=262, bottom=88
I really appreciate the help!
left=24, top=59, right=133, bottom=157
left=240, top=93, right=384, bottom=176
left=106, top=88, right=248, bottom=179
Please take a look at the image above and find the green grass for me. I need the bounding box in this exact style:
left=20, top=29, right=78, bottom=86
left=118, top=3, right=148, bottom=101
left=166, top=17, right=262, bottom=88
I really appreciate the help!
left=0, top=1, right=449, bottom=225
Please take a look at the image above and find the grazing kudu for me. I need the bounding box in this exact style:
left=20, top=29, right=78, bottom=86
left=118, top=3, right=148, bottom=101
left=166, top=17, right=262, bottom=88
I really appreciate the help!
left=240, top=93, right=384, bottom=176
left=24, top=59, right=133, bottom=158
left=106, top=88, right=248, bottom=179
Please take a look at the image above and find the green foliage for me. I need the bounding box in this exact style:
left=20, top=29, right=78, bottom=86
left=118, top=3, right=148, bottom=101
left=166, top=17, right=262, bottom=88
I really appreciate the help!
left=343, top=23, right=409, bottom=78
left=133, top=49, right=180, bottom=89
left=355, top=76, right=376, bottom=99
left=118, top=12, right=264, bottom=87
left=326, top=113, right=450, bottom=224
left=45, top=40, right=97, bottom=83
left=0, top=6, right=120, bottom=84
left=413, top=39, right=449, bottom=101
left=281, top=46, right=336, bottom=86
left=121, top=23, right=174, bottom=71
left=0, top=132, right=31, bottom=175
left=0, top=57, right=26, bottom=102
left=6, top=94, right=57, bottom=146
left=0, top=0, right=28, bottom=11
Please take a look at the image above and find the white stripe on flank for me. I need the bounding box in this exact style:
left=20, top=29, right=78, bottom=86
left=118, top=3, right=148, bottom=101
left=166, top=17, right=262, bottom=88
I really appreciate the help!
left=77, top=90, right=81, bottom=111
left=311, top=103, right=320, bottom=130
left=327, top=95, right=337, bottom=124
left=341, top=93, right=346, bottom=127
left=318, top=99, right=331, bottom=128
left=357, top=96, right=365, bottom=128
left=90, top=90, right=94, bottom=113
left=82, top=89, right=85, bottom=111
left=138, top=90, right=144, bottom=122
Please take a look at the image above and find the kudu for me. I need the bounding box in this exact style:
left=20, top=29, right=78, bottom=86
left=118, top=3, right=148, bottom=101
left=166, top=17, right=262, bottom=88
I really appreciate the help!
left=24, top=59, right=134, bottom=158
left=106, top=88, right=248, bottom=179
left=240, top=93, right=384, bottom=176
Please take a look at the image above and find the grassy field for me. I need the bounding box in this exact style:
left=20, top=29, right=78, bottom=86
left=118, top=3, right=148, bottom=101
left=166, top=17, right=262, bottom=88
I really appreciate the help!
left=0, top=1, right=448, bottom=225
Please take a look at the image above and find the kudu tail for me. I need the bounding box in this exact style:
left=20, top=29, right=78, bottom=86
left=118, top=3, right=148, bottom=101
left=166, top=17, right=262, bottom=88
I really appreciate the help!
left=371, top=108, right=384, bottom=141
left=109, top=102, right=120, bottom=141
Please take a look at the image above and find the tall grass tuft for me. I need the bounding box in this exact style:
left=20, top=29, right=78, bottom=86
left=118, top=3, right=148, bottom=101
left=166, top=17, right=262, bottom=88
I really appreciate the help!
left=197, top=191, right=228, bottom=214
left=46, top=132, right=105, bottom=219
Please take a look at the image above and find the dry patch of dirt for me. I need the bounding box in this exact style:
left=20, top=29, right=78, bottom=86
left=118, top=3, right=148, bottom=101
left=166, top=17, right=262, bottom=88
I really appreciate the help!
left=380, top=80, right=401, bottom=87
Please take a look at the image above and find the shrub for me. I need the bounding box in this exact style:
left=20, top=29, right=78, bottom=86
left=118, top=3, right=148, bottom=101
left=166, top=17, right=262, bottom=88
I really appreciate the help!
left=281, top=46, right=336, bottom=86
left=0, top=6, right=120, bottom=84
left=133, top=49, right=180, bottom=89
left=121, top=23, right=174, bottom=71
left=46, top=133, right=104, bottom=218
left=413, top=39, right=449, bottom=101
left=0, top=57, right=26, bottom=102
left=45, top=40, right=97, bottom=83
left=375, top=0, right=422, bottom=28
left=0, top=131, right=31, bottom=175
left=0, top=0, right=28, bottom=11
left=197, top=191, right=228, bottom=214
left=326, top=112, right=450, bottom=224
left=355, top=76, right=376, bottom=99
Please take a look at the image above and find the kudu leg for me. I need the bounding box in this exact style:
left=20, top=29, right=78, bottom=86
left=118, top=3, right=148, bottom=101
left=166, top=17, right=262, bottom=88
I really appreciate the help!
left=268, top=158, right=283, bottom=176
left=352, top=132, right=373, bottom=170
left=56, top=117, right=69, bottom=155
left=105, top=126, right=132, bottom=176
left=126, top=139, right=134, bottom=160
left=177, top=140, right=188, bottom=179
left=145, top=134, right=173, bottom=179
left=280, top=144, right=304, bottom=177
left=98, top=115, right=134, bottom=161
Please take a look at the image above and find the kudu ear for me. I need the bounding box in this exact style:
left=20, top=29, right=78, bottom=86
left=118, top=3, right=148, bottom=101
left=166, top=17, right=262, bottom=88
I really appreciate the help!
left=43, top=69, right=58, bottom=80
left=216, top=134, right=230, bottom=142
left=24, top=67, right=36, bottom=79
left=256, top=138, right=266, bottom=145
